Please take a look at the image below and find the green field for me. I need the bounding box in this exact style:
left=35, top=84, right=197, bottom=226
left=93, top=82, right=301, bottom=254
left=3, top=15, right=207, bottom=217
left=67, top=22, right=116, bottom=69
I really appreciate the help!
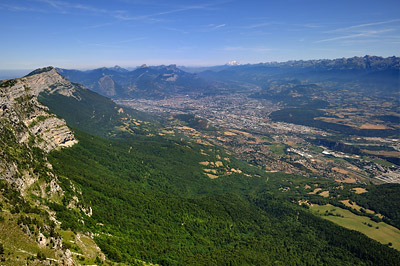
left=310, top=204, right=400, bottom=251
left=267, top=143, right=286, bottom=156
left=362, top=156, right=394, bottom=167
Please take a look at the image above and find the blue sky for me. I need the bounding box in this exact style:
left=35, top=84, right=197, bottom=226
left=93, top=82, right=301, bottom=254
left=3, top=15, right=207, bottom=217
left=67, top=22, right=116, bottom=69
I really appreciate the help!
left=0, top=0, right=399, bottom=69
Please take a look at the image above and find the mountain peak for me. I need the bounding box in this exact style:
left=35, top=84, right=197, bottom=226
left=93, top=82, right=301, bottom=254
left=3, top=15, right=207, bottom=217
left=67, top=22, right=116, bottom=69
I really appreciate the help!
left=25, top=66, right=57, bottom=77
left=227, top=60, right=240, bottom=66
left=109, top=65, right=128, bottom=72
left=4, top=66, right=81, bottom=99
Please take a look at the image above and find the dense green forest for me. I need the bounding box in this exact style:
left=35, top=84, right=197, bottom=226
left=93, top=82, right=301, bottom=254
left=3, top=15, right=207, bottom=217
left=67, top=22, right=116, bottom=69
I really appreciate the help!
left=347, top=184, right=400, bottom=229
left=47, top=130, right=400, bottom=265
left=34, top=81, right=400, bottom=265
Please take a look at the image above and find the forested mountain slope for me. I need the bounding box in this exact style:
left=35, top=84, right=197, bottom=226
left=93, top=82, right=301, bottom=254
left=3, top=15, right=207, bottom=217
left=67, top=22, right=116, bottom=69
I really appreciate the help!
left=0, top=67, right=399, bottom=265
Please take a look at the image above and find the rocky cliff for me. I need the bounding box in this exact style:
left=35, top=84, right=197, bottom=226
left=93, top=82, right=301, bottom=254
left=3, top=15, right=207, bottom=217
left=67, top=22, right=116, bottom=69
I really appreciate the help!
left=0, top=67, right=79, bottom=190
left=0, top=67, right=106, bottom=265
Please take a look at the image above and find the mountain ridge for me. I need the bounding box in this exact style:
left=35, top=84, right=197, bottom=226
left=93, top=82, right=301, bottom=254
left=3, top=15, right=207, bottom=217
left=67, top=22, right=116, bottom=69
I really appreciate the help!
left=57, top=64, right=215, bottom=99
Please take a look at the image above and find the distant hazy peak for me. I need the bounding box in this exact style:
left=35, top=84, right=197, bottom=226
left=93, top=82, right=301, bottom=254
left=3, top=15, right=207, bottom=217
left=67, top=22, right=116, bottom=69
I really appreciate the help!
left=165, top=64, right=179, bottom=71
left=227, top=60, right=240, bottom=66
left=109, top=65, right=128, bottom=72
left=260, top=55, right=400, bottom=70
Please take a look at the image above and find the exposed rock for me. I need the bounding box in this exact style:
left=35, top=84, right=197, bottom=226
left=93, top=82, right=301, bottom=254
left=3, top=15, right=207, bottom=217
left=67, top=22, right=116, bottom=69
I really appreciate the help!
left=0, top=67, right=78, bottom=192
left=37, top=232, right=47, bottom=248
left=82, top=206, right=93, bottom=217
left=29, top=116, right=77, bottom=152
left=62, top=249, right=76, bottom=266
left=0, top=67, right=103, bottom=266
left=22, top=67, right=77, bottom=97
left=49, top=178, right=63, bottom=196
left=67, top=196, right=79, bottom=209
left=52, top=237, right=63, bottom=249
left=0, top=67, right=78, bottom=153
left=98, top=75, right=116, bottom=97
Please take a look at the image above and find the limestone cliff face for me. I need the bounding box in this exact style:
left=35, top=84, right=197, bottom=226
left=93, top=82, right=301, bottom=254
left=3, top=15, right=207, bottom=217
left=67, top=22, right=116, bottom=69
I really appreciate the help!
left=0, top=67, right=78, bottom=152
left=98, top=75, right=117, bottom=97
left=0, top=67, right=104, bottom=265
left=0, top=67, right=78, bottom=191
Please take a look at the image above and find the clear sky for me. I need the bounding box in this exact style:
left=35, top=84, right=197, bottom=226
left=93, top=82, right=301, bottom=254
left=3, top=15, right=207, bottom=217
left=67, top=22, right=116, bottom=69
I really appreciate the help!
left=0, top=0, right=399, bottom=69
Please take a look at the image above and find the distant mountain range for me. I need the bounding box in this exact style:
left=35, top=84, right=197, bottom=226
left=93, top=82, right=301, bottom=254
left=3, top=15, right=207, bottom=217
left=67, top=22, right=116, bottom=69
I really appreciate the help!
left=57, top=64, right=215, bottom=99
left=197, top=55, right=400, bottom=94
left=55, top=56, right=399, bottom=100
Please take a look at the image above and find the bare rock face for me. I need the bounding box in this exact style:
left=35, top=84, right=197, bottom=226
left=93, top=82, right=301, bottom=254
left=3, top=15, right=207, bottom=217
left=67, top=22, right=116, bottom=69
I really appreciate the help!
left=0, top=66, right=78, bottom=191
left=98, top=75, right=116, bottom=97
left=0, top=66, right=78, bottom=153
left=20, top=67, right=77, bottom=97
left=62, top=249, right=76, bottom=266
left=52, top=237, right=63, bottom=249
left=37, top=232, right=47, bottom=248
left=29, top=116, right=77, bottom=152
left=0, top=67, right=99, bottom=266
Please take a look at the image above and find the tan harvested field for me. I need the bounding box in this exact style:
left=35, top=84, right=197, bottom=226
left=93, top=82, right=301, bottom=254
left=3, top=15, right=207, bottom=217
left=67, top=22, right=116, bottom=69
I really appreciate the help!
left=230, top=168, right=242, bottom=173
left=203, top=169, right=217, bottom=174
left=352, top=187, right=368, bottom=194
left=332, top=167, right=350, bottom=175
left=161, top=130, right=175, bottom=134
left=215, top=161, right=223, bottom=167
left=176, top=126, right=196, bottom=132
left=335, top=177, right=357, bottom=183
left=341, top=108, right=358, bottom=112
left=319, top=191, right=329, bottom=197
left=206, top=173, right=218, bottom=179
left=229, top=129, right=251, bottom=136
left=196, top=139, right=213, bottom=146
left=217, top=136, right=228, bottom=142
left=340, top=200, right=374, bottom=214
left=359, top=123, right=390, bottom=129
left=199, top=161, right=210, bottom=166
left=308, top=188, right=322, bottom=194
left=224, top=131, right=237, bottom=136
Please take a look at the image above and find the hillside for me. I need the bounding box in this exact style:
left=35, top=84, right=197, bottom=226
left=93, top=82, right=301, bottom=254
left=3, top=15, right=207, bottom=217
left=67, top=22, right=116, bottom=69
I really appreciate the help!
left=0, top=67, right=399, bottom=265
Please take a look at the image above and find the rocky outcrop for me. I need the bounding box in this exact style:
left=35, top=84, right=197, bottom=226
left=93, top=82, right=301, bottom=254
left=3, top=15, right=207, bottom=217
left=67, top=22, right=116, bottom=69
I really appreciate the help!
left=0, top=67, right=101, bottom=266
left=22, top=67, right=78, bottom=97
left=29, top=116, right=77, bottom=152
left=98, top=75, right=117, bottom=97
left=0, top=67, right=78, bottom=191
left=0, top=67, right=78, bottom=153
